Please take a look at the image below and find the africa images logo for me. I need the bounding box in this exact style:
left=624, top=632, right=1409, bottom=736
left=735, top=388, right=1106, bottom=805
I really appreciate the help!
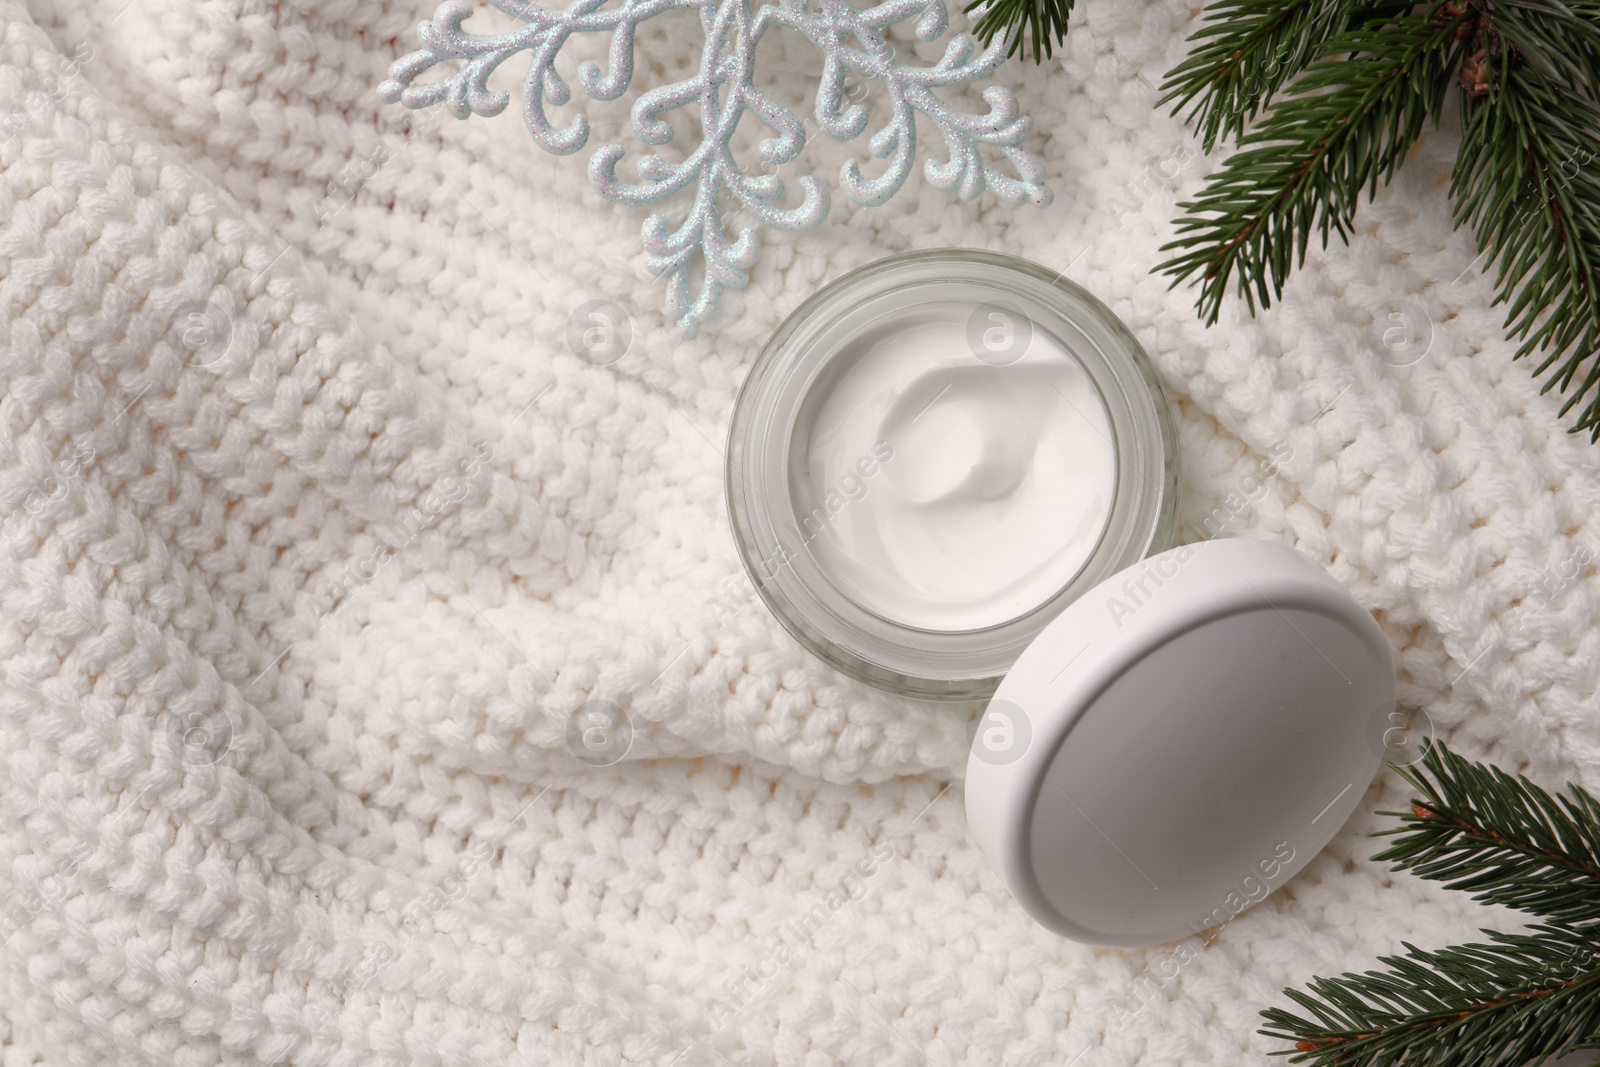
left=1103, top=544, right=1197, bottom=628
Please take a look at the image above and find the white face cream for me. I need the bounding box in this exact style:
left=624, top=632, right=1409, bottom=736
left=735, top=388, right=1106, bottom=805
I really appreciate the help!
left=728, top=250, right=1177, bottom=699
left=792, top=310, right=1116, bottom=631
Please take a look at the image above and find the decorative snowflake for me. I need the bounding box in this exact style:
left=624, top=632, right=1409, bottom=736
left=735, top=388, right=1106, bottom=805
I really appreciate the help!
left=379, top=0, right=1052, bottom=335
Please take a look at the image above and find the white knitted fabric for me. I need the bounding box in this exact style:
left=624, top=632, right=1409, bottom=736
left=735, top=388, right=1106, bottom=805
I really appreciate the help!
left=4, top=0, right=1600, bottom=1063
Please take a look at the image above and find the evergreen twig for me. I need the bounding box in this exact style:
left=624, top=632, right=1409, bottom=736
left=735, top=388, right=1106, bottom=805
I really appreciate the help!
left=1375, top=741, right=1600, bottom=930
left=1262, top=742, right=1600, bottom=1066
left=964, top=0, right=1074, bottom=61
left=1155, top=5, right=1473, bottom=323
left=1451, top=24, right=1600, bottom=437
left=1158, top=0, right=1401, bottom=151
left=1259, top=927, right=1600, bottom=1067
left=974, top=0, right=1600, bottom=439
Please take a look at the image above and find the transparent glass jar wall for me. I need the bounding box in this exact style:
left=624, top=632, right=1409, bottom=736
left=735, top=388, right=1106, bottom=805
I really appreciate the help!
left=727, top=250, right=1180, bottom=700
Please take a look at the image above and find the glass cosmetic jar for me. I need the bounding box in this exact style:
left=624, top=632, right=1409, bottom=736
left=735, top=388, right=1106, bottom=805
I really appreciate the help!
left=728, top=249, right=1398, bottom=946
left=727, top=249, right=1179, bottom=700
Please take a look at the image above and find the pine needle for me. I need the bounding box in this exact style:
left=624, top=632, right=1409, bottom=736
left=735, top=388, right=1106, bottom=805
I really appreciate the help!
left=1156, top=5, right=1474, bottom=323
left=976, top=0, right=1600, bottom=433
left=1262, top=743, right=1600, bottom=1066
left=1260, top=927, right=1600, bottom=1067
left=964, top=0, right=1075, bottom=61
left=1376, top=742, right=1600, bottom=929
left=1449, top=6, right=1600, bottom=438
left=1158, top=0, right=1407, bottom=151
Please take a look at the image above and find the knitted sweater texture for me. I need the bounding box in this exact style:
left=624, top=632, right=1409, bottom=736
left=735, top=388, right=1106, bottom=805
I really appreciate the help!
left=3, top=0, right=1599, bottom=1063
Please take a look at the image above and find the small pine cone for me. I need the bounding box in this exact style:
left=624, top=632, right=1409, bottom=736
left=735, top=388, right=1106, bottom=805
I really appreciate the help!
left=1461, top=50, right=1491, bottom=96
left=1442, top=0, right=1478, bottom=38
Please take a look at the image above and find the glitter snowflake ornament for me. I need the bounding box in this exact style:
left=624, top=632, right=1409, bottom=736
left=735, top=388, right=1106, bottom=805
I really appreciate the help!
left=379, top=0, right=1052, bottom=335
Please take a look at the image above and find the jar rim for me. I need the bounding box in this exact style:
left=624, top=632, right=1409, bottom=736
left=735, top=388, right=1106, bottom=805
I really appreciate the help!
left=726, top=249, right=1180, bottom=700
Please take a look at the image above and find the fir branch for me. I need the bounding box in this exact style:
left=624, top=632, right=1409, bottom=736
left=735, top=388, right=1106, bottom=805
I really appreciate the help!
left=982, top=0, right=1600, bottom=439
left=1450, top=14, right=1600, bottom=438
left=1158, top=0, right=1407, bottom=152
left=963, top=0, right=1074, bottom=62
left=1157, top=5, right=1474, bottom=323
left=1264, top=743, right=1600, bottom=1065
left=1473, top=0, right=1600, bottom=102
left=1375, top=742, right=1600, bottom=931
left=1260, top=926, right=1600, bottom=1067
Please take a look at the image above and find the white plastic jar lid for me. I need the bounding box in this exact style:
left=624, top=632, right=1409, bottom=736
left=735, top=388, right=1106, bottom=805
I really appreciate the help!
left=964, top=538, right=1395, bottom=945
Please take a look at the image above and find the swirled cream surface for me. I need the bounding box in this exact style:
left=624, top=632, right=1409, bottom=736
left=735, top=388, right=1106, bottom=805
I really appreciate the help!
left=790, top=308, right=1116, bottom=631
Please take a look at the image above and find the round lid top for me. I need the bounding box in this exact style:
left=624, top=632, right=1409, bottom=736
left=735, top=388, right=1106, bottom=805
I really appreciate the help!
left=964, top=538, right=1395, bottom=946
